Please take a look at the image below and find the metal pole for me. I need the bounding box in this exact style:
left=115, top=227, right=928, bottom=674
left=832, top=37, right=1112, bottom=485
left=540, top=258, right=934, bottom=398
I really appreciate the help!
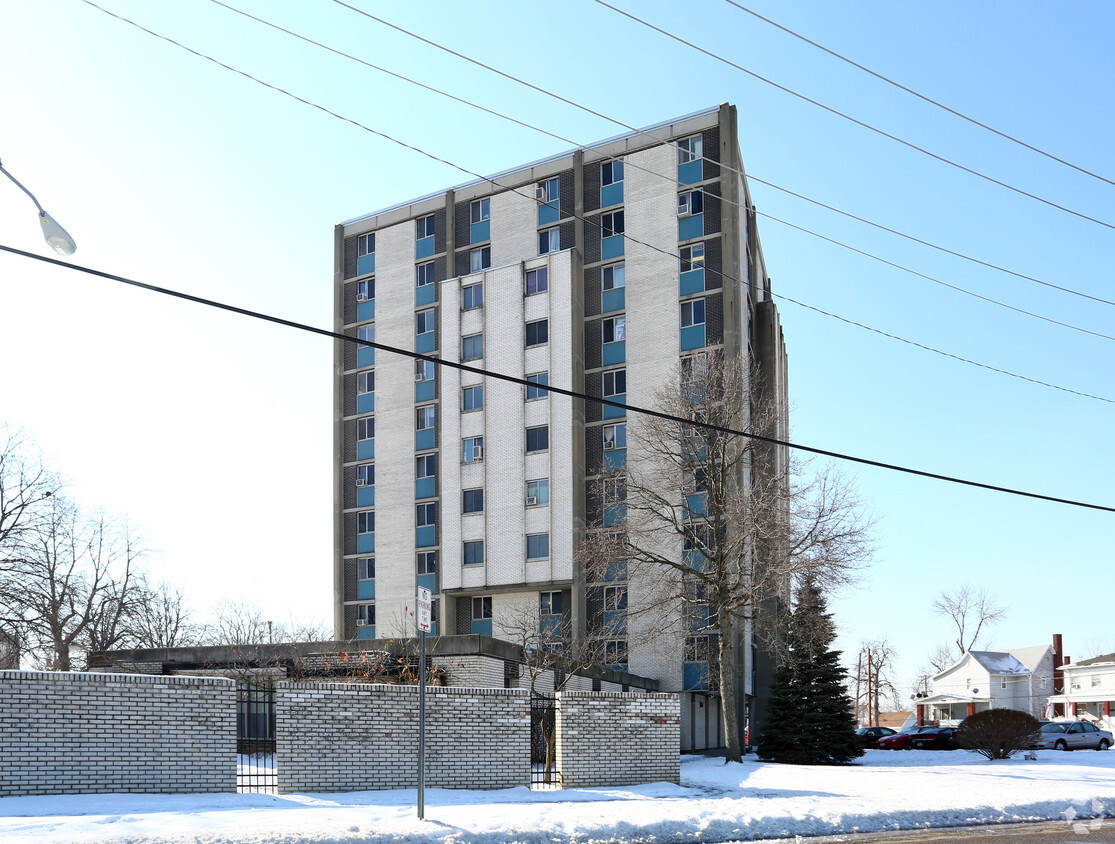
left=418, top=629, right=426, bottom=820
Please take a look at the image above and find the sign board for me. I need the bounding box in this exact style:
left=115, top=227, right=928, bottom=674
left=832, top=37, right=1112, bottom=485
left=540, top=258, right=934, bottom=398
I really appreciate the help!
left=417, top=586, right=432, bottom=633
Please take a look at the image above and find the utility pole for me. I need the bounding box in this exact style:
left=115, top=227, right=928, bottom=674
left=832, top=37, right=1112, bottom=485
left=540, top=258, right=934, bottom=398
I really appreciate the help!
left=866, top=648, right=874, bottom=727
left=855, top=651, right=863, bottom=727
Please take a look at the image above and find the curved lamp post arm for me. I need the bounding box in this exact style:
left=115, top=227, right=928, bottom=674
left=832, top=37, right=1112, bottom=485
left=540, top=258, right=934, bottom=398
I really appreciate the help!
left=0, top=158, right=77, bottom=256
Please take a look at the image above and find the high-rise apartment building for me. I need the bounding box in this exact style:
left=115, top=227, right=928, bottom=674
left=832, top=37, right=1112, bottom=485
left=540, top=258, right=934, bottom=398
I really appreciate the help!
left=332, top=104, right=788, bottom=742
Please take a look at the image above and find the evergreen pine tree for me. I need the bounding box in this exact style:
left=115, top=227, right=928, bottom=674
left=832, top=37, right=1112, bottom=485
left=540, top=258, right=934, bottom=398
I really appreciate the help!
left=757, top=579, right=862, bottom=764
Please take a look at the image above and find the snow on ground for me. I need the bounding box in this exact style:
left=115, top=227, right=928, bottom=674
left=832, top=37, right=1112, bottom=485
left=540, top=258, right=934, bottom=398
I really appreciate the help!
left=2, top=749, right=1114, bottom=843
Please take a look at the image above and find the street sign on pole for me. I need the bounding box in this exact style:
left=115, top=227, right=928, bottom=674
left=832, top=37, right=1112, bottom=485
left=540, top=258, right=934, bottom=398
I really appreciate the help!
left=416, top=586, right=431, bottom=820
left=417, top=586, right=432, bottom=633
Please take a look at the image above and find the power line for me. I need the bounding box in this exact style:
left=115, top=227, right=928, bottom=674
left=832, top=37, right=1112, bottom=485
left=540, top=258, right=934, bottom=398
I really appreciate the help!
left=592, top=0, right=1115, bottom=233
left=722, top=0, right=1115, bottom=190
left=77, top=0, right=1115, bottom=403
left=3, top=242, right=1112, bottom=514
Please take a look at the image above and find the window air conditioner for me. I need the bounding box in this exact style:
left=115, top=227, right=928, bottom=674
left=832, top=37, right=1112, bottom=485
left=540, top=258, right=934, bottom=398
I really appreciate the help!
left=525, top=496, right=538, bottom=506
left=356, top=293, right=369, bottom=302
left=603, top=440, right=615, bottom=450
left=677, top=199, right=689, bottom=216
left=473, top=445, right=484, bottom=460
left=356, top=478, right=366, bottom=487
left=356, top=619, right=368, bottom=626
left=415, top=371, right=425, bottom=382
left=535, top=185, right=548, bottom=202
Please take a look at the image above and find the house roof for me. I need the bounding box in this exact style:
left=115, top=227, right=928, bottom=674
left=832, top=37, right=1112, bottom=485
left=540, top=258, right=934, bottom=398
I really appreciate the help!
left=1070, top=652, right=1115, bottom=668
left=1008, top=645, right=1051, bottom=672
left=967, top=651, right=1030, bottom=675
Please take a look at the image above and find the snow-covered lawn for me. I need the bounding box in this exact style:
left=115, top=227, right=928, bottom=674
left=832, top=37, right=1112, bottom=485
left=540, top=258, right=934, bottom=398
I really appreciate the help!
left=2, top=749, right=1114, bottom=843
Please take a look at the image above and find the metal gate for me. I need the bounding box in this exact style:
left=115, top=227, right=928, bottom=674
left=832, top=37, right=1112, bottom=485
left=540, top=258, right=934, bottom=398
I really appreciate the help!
left=530, top=695, right=561, bottom=789
left=237, top=682, right=277, bottom=793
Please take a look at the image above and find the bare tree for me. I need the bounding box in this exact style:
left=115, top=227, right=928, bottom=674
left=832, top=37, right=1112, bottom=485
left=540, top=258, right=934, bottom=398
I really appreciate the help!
left=932, top=583, right=1007, bottom=662
left=578, top=352, right=875, bottom=762
left=128, top=578, right=201, bottom=649
left=204, top=598, right=275, bottom=646
left=851, top=638, right=901, bottom=726
left=0, top=425, right=61, bottom=562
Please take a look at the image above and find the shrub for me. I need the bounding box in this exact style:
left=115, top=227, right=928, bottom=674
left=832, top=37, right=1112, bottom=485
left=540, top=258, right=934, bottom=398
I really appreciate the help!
left=956, top=708, right=1041, bottom=760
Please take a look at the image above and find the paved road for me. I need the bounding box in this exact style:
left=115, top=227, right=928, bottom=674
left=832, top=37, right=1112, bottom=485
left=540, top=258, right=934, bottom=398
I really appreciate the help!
left=775, top=819, right=1115, bottom=844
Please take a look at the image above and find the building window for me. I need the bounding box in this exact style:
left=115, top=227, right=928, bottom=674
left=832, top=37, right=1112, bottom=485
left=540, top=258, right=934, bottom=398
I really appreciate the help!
left=462, top=333, right=484, bottom=361
left=416, top=261, right=436, bottom=287
left=417, top=550, right=438, bottom=575
left=526, top=425, right=549, bottom=453
left=678, top=135, right=703, bottom=164
left=462, top=282, right=483, bottom=310
left=356, top=464, right=374, bottom=487
left=462, top=488, right=484, bottom=514
left=605, top=640, right=628, bottom=665
left=526, top=479, right=549, bottom=506
left=677, top=190, right=703, bottom=217
left=601, top=160, right=623, bottom=186
left=416, top=308, right=436, bottom=338
left=358, top=557, right=375, bottom=580
left=356, top=278, right=373, bottom=301
left=603, top=422, right=626, bottom=450
left=538, top=228, right=560, bottom=255
left=600, top=210, right=624, bottom=238
left=470, top=198, right=490, bottom=224
left=357, top=416, right=374, bottom=442
left=357, top=604, right=375, bottom=626
left=680, top=243, right=705, bottom=273
left=681, top=298, right=706, bottom=328
left=416, top=405, right=436, bottom=431
left=415, top=360, right=436, bottom=382
left=416, top=454, right=436, bottom=480
left=526, top=372, right=549, bottom=400
left=540, top=591, right=562, bottom=615
left=603, top=315, right=626, bottom=344
left=416, top=502, right=437, bottom=528
left=357, top=511, right=374, bottom=534
left=538, top=177, right=559, bottom=204
left=525, top=319, right=548, bottom=347
left=472, top=595, right=493, bottom=620
left=602, top=368, right=626, bottom=397
left=603, top=585, right=628, bottom=611
left=1092, top=675, right=1102, bottom=688
left=464, top=541, right=485, bottom=566
left=463, top=436, right=484, bottom=463
left=462, top=384, right=484, bottom=411
left=526, top=267, right=548, bottom=295
left=357, top=371, right=374, bottom=395
left=470, top=246, right=491, bottom=273
left=357, top=324, right=375, bottom=348
left=527, top=533, right=550, bottom=560
left=602, top=262, right=625, bottom=290
left=358, top=233, right=375, bottom=256
left=416, top=214, right=435, bottom=239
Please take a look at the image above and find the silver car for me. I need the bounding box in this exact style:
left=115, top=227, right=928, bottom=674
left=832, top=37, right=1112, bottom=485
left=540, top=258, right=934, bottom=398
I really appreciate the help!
left=1033, top=720, right=1113, bottom=751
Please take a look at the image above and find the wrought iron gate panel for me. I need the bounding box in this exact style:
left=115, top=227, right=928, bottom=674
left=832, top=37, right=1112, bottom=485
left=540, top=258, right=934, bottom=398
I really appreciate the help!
left=236, top=682, right=277, bottom=793
left=530, top=695, right=561, bottom=789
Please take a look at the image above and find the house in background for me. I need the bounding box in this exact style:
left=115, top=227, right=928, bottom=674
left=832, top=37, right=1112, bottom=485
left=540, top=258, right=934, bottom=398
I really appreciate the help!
left=1047, top=652, right=1115, bottom=728
left=916, top=638, right=1057, bottom=724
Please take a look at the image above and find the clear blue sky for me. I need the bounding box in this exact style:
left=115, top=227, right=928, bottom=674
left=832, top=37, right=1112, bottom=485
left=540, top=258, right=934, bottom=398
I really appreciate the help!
left=2, top=0, right=1112, bottom=695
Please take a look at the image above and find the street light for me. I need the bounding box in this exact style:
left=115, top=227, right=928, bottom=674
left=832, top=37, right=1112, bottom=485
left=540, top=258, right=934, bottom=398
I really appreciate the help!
left=0, top=157, right=77, bottom=256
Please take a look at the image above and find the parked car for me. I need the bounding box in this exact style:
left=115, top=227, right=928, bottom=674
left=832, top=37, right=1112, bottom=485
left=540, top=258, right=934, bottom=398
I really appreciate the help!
left=1032, top=721, right=1113, bottom=751
left=907, top=727, right=960, bottom=750
left=875, top=725, right=940, bottom=750
left=855, top=727, right=897, bottom=748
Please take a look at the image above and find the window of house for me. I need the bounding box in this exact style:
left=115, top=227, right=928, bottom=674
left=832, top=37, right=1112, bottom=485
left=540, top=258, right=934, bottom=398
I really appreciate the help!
left=526, top=267, right=548, bottom=295
left=602, top=368, right=626, bottom=397
left=526, top=479, right=549, bottom=506
left=357, top=604, right=375, bottom=626
left=680, top=243, right=705, bottom=273
left=417, top=550, right=437, bottom=575
left=601, top=160, right=623, bottom=186
left=356, top=464, right=374, bottom=486
left=1092, top=675, right=1102, bottom=688
left=605, top=640, right=628, bottom=664
left=603, top=315, right=626, bottom=344
left=538, top=228, right=560, bottom=255
left=540, top=591, right=562, bottom=615
left=416, top=405, right=436, bottom=431
left=538, top=177, right=559, bottom=204
left=526, top=372, right=549, bottom=400
left=470, top=198, right=490, bottom=224
left=602, top=262, right=625, bottom=290
left=681, top=298, right=706, bottom=328
left=356, top=278, right=373, bottom=301
left=677, top=190, right=704, bottom=217
left=415, top=360, right=435, bottom=382
left=416, top=308, right=436, bottom=337
left=416, top=502, right=436, bottom=528
left=357, top=324, right=375, bottom=349
left=462, top=488, right=484, bottom=514
left=357, top=416, right=374, bottom=442
left=357, top=232, right=375, bottom=256
left=463, top=436, right=484, bottom=463
left=526, top=425, right=549, bottom=453
left=525, top=319, right=548, bottom=347
left=416, top=214, right=435, bottom=239
left=470, top=246, right=490, bottom=273
left=357, top=371, right=374, bottom=395
left=603, top=585, right=628, bottom=611
left=462, top=282, right=483, bottom=310
left=464, top=541, right=485, bottom=566
left=601, top=210, right=624, bottom=238
left=462, top=333, right=483, bottom=361
left=357, top=511, right=374, bottom=534
left=527, top=533, right=550, bottom=560
left=416, top=261, right=436, bottom=287
left=462, top=384, right=484, bottom=411
left=416, top=454, right=436, bottom=480
left=472, top=595, right=493, bottom=619
left=678, top=135, right=703, bottom=164
left=358, top=557, right=375, bottom=580
left=603, top=422, right=626, bottom=450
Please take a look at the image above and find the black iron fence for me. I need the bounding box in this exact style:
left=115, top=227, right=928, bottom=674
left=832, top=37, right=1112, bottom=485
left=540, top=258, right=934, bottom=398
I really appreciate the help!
left=530, top=695, right=561, bottom=789
left=236, top=682, right=277, bottom=793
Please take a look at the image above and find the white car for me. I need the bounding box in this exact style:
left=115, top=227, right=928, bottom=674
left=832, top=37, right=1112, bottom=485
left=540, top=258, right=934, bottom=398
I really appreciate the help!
left=1033, top=721, right=1113, bottom=751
